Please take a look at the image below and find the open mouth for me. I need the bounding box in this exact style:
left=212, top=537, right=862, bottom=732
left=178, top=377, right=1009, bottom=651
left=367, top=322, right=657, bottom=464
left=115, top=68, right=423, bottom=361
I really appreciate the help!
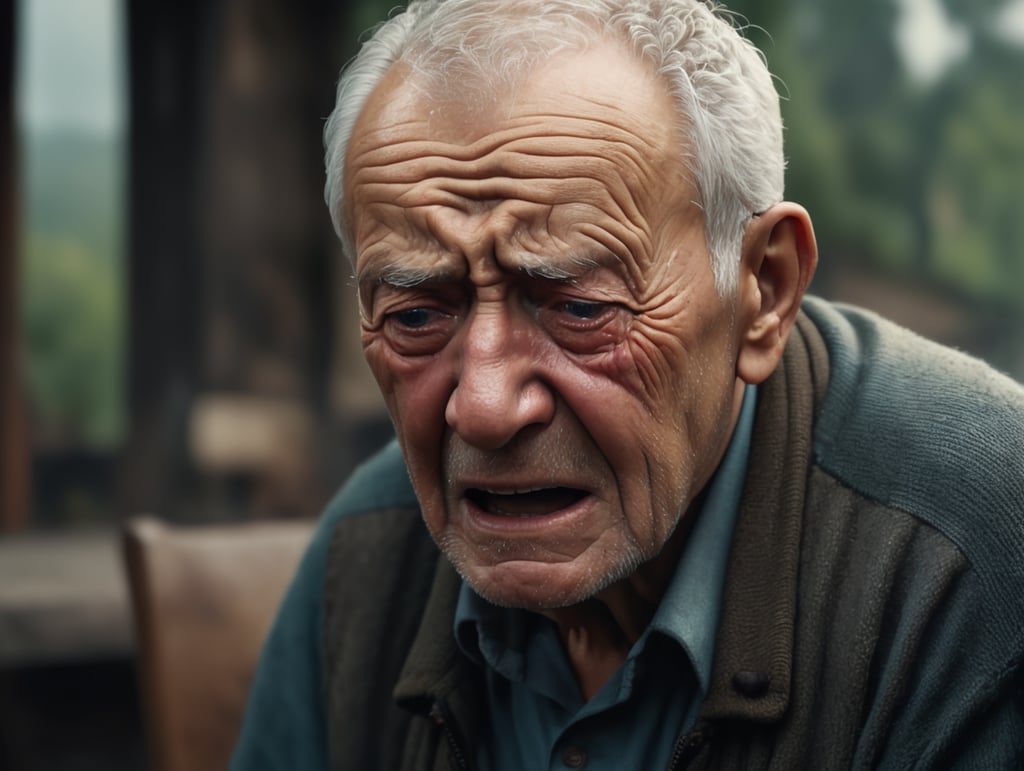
left=465, top=487, right=588, bottom=517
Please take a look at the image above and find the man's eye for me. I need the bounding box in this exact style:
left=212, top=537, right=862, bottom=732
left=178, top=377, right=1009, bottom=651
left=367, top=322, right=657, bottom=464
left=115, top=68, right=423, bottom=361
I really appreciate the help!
left=535, top=297, right=624, bottom=355
left=393, top=308, right=435, bottom=328
left=558, top=300, right=606, bottom=320
left=382, top=306, right=457, bottom=356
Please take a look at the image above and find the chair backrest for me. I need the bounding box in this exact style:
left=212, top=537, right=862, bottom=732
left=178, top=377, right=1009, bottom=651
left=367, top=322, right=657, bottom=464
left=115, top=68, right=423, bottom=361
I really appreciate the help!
left=122, top=515, right=313, bottom=771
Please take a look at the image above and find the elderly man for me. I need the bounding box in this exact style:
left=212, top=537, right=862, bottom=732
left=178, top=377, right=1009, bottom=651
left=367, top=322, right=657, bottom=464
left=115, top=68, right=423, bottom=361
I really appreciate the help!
left=232, top=0, right=1024, bottom=768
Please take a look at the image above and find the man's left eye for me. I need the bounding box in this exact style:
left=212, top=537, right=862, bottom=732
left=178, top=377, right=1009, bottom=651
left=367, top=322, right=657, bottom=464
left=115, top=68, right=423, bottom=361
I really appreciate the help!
left=534, top=296, right=624, bottom=354
left=558, top=300, right=605, bottom=320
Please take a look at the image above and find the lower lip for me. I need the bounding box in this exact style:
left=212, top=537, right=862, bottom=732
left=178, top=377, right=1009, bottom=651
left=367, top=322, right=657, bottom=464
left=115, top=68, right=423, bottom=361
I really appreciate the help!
left=461, top=493, right=597, bottom=536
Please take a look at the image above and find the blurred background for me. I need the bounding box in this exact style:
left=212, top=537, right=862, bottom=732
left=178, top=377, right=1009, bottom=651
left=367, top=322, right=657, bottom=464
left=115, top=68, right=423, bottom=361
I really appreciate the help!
left=0, top=0, right=1021, bottom=768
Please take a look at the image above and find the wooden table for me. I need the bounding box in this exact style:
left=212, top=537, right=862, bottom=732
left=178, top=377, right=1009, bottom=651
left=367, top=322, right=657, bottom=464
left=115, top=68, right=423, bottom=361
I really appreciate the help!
left=0, top=529, right=132, bottom=665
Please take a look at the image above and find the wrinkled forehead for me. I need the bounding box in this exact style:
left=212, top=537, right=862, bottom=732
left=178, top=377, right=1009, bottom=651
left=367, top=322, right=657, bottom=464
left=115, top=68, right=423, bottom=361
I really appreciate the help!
left=344, top=42, right=702, bottom=294
left=343, top=40, right=691, bottom=205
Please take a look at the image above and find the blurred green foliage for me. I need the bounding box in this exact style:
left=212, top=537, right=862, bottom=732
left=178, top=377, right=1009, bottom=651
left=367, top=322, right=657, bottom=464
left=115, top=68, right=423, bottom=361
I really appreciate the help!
left=20, top=129, right=125, bottom=448
left=729, top=0, right=1024, bottom=315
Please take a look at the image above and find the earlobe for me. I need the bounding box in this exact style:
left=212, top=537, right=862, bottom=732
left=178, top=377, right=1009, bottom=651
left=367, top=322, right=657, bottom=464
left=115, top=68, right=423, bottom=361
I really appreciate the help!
left=736, top=202, right=818, bottom=385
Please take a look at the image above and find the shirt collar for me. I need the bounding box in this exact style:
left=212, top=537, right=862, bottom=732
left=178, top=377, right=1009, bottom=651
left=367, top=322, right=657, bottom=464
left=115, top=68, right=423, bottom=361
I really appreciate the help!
left=648, top=382, right=757, bottom=694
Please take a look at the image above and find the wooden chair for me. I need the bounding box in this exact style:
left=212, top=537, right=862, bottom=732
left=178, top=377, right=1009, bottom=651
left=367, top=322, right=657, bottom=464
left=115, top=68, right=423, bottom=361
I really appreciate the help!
left=122, top=515, right=314, bottom=771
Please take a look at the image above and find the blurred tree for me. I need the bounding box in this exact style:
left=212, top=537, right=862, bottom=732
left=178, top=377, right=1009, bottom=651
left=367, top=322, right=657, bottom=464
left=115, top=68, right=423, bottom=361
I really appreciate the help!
left=929, top=39, right=1024, bottom=302
left=20, top=128, right=125, bottom=451
left=22, top=233, right=123, bottom=447
left=744, top=0, right=1024, bottom=321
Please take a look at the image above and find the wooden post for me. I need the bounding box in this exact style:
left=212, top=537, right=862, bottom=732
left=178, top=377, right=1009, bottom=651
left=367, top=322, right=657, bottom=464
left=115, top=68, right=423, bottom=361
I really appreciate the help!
left=0, top=0, right=30, bottom=531
left=118, top=0, right=207, bottom=518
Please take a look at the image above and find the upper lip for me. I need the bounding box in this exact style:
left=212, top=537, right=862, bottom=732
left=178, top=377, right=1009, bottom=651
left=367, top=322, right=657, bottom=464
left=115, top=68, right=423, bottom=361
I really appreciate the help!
left=469, top=484, right=574, bottom=495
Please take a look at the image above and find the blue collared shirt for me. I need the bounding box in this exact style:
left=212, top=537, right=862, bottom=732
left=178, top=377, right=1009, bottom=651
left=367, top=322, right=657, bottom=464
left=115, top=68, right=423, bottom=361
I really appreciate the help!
left=454, top=384, right=757, bottom=771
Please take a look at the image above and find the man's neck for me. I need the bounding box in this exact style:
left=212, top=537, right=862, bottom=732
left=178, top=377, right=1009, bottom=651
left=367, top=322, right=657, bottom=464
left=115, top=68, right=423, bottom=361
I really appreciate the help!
left=541, top=516, right=694, bottom=700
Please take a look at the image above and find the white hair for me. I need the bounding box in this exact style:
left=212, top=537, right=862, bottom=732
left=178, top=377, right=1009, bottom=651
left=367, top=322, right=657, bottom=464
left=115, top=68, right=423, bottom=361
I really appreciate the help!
left=324, top=0, right=785, bottom=294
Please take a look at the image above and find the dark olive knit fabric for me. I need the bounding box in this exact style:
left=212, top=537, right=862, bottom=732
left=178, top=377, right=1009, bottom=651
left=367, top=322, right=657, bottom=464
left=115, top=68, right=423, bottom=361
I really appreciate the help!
left=231, top=298, right=1024, bottom=770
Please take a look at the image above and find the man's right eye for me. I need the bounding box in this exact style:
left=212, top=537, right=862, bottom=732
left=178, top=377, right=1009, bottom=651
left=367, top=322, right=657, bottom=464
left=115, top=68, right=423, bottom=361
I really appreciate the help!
left=381, top=306, right=457, bottom=355
left=393, top=307, right=434, bottom=328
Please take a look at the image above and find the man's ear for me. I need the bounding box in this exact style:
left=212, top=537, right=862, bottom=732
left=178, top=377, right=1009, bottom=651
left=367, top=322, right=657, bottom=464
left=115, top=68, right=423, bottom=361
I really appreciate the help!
left=735, top=202, right=818, bottom=385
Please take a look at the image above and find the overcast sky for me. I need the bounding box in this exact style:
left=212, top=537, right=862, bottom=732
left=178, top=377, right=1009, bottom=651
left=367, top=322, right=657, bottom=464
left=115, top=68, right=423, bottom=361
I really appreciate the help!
left=16, top=0, right=124, bottom=135
left=14, top=0, right=1024, bottom=135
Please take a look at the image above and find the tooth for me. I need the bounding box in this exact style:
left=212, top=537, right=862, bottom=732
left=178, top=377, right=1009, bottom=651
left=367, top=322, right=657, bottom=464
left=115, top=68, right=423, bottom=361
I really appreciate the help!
left=482, top=487, right=545, bottom=495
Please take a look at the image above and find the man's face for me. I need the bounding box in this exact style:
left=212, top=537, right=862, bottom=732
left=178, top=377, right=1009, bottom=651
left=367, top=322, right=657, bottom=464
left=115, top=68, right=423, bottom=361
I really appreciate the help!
left=346, top=43, right=749, bottom=610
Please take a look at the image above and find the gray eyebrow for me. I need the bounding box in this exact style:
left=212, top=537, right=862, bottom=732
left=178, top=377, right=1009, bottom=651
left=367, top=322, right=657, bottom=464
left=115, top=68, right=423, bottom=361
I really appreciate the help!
left=517, top=252, right=606, bottom=282
left=360, top=250, right=612, bottom=286
left=360, top=262, right=458, bottom=288
left=376, top=265, right=437, bottom=287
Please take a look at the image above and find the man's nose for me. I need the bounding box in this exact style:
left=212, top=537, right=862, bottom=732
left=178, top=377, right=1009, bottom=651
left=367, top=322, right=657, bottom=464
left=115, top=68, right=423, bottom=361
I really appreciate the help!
left=444, top=306, right=554, bottom=450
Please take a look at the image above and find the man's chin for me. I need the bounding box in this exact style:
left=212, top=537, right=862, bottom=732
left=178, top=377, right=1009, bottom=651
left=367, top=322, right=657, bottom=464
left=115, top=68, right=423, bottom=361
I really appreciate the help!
left=454, top=555, right=621, bottom=610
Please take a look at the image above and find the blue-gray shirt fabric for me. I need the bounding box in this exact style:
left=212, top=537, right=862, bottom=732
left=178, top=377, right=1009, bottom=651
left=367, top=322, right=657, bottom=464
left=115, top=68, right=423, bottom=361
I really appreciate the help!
left=454, top=384, right=757, bottom=771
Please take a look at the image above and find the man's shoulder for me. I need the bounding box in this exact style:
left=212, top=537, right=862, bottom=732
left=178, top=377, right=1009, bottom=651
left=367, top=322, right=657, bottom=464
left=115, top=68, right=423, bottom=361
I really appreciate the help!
left=802, top=295, right=1024, bottom=573
left=316, top=439, right=435, bottom=610
left=305, top=439, right=425, bottom=594
left=229, top=441, right=426, bottom=771
left=320, top=438, right=419, bottom=526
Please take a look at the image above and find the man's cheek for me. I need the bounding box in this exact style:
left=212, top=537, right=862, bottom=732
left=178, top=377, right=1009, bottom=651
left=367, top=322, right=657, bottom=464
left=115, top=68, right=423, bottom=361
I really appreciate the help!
left=363, top=338, right=430, bottom=393
left=361, top=342, right=417, bottom=431
left=611, top=324, right=686, bottom=410
left=361, top=334, right=389, bottom=379
left=386, top=368, right=454, bottom=449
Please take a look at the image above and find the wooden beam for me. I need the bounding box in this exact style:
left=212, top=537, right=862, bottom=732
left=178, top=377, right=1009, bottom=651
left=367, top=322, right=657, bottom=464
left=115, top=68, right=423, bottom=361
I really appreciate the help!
left=118, top=0, right=207, bottom=517
left=0, top=0, right=30, bottom=531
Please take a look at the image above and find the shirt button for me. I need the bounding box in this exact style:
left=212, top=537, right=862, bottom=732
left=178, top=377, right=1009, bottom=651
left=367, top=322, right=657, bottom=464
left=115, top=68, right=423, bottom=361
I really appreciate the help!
left=561, top=746, right=587, bottom=768
left=732, top=670, right=771, bottom=698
